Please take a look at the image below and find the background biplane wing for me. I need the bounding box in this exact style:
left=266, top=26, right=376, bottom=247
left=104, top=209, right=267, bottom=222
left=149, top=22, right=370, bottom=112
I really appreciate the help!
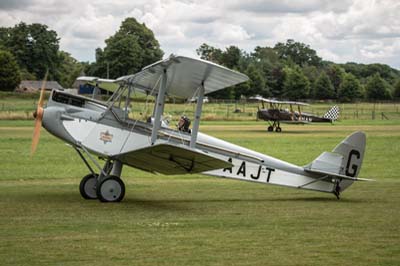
left=249, top=96, right=310, bottom=106
left=116, top=55, right=249, bottom=99
left=116, top=143, right=233, bottom=175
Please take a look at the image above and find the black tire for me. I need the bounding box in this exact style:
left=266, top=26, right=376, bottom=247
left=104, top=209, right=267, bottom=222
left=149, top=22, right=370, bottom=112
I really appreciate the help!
left=96, top=176, right=125, bottom=202
left=79, top=173, right=98, bottom=199
left=275, top=127, right=282, bottom=132
left=267, top=126, right=274, bottom=132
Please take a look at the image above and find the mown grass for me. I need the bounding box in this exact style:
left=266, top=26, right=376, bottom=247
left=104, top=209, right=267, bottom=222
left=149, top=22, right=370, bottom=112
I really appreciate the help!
left=0, top=120, right=399, bottom=265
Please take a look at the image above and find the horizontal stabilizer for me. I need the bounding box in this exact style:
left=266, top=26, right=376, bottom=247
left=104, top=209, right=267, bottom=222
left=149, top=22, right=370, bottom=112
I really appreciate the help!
left=117, top=144, right=233, bottom=175
left=304, top=168, right=374, bottom=182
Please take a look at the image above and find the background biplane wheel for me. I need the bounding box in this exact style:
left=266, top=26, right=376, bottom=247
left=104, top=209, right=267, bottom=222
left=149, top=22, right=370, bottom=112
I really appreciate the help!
left=267, top=126, right=274, bottom=132
left=275, top=127, right=282, bottom=132
left=96, top=176, right=125, bottom=202
left=79, top=173, right=99, bottom=199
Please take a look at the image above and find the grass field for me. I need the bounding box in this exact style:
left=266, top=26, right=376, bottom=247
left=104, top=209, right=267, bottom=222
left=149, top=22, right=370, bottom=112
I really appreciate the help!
left=0, top=119, right=399, bottom=265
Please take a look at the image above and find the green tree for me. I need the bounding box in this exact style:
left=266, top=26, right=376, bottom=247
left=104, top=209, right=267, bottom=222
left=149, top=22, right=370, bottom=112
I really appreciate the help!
left=252, top=46, right=280, bottom=65
left=337, top=73, right=362, bottom=102
left=313, top=71, right=335, bottom=99
left=325, top=64, right=345, bottom=97
left=0, top=22, right=60, bottom=80
left=56, top=51, right=84, bottom=88
left=342, top=62, right=399, bottom=85
left=196, top=43, right=223, bottom=63
left=92, top=18, right=163, bottom=78
left=274, top=39, right=322, bottom=67
left=244, top=64, right=267, bottom=98
left=269, top=66, right=285, bottom=97
left=251, top=46, right=283, bottom=97
left=0, top=50, right=21, bottom=91
left=394, top=79, right=400, bottom=98
left=221, top=46, right=242, bottom=69
left=282, top=66, right=310, bottom=100
left=365, top=73, right=392, bottom=100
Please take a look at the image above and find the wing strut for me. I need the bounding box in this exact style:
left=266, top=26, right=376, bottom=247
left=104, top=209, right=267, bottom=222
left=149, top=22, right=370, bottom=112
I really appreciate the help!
left=190, top=82, right=205, bottom=148
left=151, top=69, right=168, bottom=145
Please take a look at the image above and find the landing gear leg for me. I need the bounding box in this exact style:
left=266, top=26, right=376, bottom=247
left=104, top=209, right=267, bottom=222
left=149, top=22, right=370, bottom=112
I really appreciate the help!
left=75, top=147, right=99, bottom=199
left=275, top=122, right=282, bottom=132
left=267, top=121, right=276, bottom=132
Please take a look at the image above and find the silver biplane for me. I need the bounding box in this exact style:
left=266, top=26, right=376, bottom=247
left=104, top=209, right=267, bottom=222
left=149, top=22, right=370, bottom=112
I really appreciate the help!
left=32, top=55, right=370, bottom=202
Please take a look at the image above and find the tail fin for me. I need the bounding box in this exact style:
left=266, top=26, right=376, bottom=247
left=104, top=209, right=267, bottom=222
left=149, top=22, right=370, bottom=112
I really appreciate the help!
left=304, top=132, right=367, bottom=195
left=323, top=105, right=340, bottom=121
left=333, top=131, right=366, bottom=178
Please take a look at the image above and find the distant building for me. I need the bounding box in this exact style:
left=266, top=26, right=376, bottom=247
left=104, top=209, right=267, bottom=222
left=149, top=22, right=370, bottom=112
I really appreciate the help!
left=15, top=80, right=64, bottom=93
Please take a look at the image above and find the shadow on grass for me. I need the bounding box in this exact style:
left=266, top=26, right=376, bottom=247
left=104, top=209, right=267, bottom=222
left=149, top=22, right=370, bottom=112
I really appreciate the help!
left=124, top=194, right=368, bottom=205
left=3, top=189, right=369, bottom=216
left=250, top=129, right=343, bottom=135
left=265, top=196, right=367, bottom=203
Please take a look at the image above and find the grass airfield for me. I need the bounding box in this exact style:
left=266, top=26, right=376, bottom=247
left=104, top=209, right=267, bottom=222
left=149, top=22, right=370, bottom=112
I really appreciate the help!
left=0, top=120, right=399, bottom=265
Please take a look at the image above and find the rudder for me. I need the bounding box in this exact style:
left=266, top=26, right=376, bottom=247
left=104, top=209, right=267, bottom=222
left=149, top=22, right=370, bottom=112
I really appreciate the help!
left=323, top=105, right=340, bottom=121
left=333, top=131, right=366, bottom=192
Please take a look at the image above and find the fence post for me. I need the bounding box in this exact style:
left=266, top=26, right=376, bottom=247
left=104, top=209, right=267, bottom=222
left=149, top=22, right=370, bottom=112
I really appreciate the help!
left=372, top=103, right=376, bottom=120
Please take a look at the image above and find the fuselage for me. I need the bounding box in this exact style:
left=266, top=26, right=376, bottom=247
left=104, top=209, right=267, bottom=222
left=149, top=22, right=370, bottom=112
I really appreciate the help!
left=257, top=109, right=332, bottom=123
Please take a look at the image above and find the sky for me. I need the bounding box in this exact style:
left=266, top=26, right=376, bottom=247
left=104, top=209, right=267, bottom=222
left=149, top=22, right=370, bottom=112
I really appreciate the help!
left=1, top=0, right=399, bottom=69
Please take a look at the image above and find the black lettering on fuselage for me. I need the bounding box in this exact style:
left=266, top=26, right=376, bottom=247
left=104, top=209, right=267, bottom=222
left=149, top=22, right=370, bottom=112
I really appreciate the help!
left=266, top=167, right=275, bottom=182
left=250, top=165, right=262, bottom=180
left=237, top=161, right=246, bottom=177
left=223, top=158, right=233, bottom=173
left=345, top=149, right=360, bottom=177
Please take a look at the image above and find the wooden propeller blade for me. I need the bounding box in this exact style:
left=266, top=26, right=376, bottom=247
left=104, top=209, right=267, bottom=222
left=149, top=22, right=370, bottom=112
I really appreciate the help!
left=31, top=72, right=48, bottom=156
left=38, top=71, right=48, bottom=107
left=31, top=111, right=42, bottom=155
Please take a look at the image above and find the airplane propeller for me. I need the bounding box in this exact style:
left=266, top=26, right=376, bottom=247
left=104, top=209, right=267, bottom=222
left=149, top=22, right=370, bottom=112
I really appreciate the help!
left=31, top=72, right=48, bottom=155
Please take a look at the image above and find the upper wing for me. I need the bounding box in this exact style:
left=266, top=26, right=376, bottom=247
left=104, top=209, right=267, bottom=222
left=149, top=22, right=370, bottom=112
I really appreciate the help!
left=249, top=96, right=309, bottom=106
left=116, top=143, right=233, bottom=175
left=116, top=55, right=249, bottom=99
left=76, top=76, right=120, bottom=93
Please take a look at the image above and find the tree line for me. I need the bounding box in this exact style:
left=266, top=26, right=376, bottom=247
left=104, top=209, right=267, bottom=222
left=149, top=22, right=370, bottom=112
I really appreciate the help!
left=1, top=18, right=400, bottom=102
left=196, top=41, right=400, bottom=101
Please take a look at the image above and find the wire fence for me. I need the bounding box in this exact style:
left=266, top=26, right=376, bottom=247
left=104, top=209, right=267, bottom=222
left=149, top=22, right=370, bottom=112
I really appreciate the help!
left=1, top=93, right=400, bottom=121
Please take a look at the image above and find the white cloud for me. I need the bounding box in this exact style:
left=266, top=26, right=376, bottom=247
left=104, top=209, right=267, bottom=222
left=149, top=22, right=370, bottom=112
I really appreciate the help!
left=0, top=0, right=399, bottom=69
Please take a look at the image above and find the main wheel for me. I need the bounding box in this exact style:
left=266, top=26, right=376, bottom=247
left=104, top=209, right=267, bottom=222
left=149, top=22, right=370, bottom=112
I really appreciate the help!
left=96, top=176, right=125, bottom=202
left=275, top=127, right=282, bottom=132
left=267, top=126, right=274, bottom=132
left=79, top=173, right=98, bottom=199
